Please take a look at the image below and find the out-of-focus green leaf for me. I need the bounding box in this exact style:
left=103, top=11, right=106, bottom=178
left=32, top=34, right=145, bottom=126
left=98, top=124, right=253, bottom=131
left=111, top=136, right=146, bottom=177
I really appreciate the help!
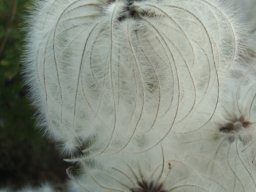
left=0, top=0, right=68, bottom=189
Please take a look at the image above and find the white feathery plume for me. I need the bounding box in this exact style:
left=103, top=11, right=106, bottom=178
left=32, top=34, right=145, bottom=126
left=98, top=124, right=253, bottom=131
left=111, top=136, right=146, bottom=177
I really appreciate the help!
left=23, top=0, right=256, bottom=191
left=24, top=0, right=243, bottom=153
left=17, top=184, right=55, bottom=192
left=176, top=84, right=256, bottom=191
left=66, top=145, right=227, bottom=192
left=0, top=183, right=55, bottom=192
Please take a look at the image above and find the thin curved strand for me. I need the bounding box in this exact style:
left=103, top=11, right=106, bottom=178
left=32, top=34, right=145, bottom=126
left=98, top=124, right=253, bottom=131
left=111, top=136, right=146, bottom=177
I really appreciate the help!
left=145, top=3, right=197, bottom=123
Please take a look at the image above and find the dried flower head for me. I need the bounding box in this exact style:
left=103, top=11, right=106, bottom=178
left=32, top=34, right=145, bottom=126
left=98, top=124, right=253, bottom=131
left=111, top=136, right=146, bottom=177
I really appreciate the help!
left=23, top=0, right=256, bottom=191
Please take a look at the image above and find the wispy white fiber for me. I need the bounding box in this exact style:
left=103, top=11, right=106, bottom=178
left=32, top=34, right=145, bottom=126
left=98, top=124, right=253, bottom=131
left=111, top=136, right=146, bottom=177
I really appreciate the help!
left=175, top=80, right=256, bottom=191
left=24, top=0, right=245, bottom=153
left=23, top=0, right=256, bottom=191
left=0, top=183, right=55, bottom=192
left=17, top=184, right=55, bottom=192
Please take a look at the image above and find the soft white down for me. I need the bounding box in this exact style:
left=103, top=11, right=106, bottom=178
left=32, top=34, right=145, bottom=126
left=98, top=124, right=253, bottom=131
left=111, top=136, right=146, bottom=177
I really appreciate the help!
left=23, top=0, right=256, bottom=191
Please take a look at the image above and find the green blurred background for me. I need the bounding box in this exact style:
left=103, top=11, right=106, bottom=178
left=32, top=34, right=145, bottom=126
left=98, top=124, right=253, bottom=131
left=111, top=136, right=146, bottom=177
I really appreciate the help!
left=0, top=0, right=68, bottom=190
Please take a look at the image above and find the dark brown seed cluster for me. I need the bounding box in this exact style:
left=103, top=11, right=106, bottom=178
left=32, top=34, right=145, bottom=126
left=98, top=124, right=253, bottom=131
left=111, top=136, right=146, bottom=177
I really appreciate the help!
left=219, top=116, right=251, bottom=134
left=130, top=180, right=167, bottom=192
left=219, top=116, right=251, bottom=143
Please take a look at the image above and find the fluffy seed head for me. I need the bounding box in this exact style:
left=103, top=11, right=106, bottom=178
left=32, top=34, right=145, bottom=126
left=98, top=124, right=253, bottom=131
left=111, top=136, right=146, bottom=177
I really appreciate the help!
left=23, top=0, right=256, bottom=191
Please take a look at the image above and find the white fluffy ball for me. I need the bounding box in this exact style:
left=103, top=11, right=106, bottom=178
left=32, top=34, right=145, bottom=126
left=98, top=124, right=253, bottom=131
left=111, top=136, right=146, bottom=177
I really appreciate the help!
left=23, top=0, right=256, bottom=191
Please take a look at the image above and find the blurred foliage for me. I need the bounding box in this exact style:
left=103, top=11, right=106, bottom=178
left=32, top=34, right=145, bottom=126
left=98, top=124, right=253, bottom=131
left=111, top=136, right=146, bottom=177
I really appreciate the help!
left=0, top=0, right=68, bottom=189
left=0, top=0, right=37, bottom=140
